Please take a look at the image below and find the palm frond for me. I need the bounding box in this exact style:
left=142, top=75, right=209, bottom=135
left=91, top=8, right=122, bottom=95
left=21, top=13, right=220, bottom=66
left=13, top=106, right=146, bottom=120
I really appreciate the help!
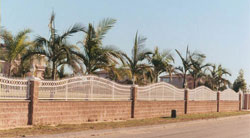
left=96, top=18, right=116, bottom=41
left=61, top=23, right=86, bottom=40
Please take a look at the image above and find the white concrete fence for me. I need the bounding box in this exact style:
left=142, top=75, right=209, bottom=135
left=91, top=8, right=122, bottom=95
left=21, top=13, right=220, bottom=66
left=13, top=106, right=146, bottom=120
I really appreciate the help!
left=0, top=75, right=240, bottom=101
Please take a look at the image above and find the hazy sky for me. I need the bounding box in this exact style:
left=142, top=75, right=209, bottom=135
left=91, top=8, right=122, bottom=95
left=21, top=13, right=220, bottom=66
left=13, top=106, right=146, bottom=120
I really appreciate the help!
left=2, top=0, right=250, bottom=84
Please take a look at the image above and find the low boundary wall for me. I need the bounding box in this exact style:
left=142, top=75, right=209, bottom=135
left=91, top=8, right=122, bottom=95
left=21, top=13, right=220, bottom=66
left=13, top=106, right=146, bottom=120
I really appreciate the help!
left=0, top=101, right=29, bottom=129
left=188, top=101, right=217, bottom=113
left=134, top=101, right=185, bottom=118
left=219, top=101, right=240, bottom=112
left=0, top=76, right=242, bottom=129
left=34, top=101, right=132, bottom=125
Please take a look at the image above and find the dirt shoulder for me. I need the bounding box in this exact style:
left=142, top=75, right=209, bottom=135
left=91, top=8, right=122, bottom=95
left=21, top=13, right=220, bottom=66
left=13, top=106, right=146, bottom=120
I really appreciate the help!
left=1, top=111, right=250, bottom=138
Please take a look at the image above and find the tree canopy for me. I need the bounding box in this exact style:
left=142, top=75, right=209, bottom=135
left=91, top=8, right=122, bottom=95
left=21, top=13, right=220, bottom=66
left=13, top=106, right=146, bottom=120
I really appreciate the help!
left=233, top=69, right=247, bottom=92
left=0, top=12, right=239, bottom=89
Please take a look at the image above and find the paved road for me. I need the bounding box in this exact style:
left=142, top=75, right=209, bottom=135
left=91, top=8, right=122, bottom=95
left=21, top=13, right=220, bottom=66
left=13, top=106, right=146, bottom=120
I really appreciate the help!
left=27, top=114, right=250, bottom=138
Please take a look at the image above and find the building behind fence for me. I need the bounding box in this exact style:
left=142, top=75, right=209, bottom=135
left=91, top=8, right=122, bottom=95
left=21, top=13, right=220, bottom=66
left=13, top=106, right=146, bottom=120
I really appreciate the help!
left=0, top=75, right=243, bottom=129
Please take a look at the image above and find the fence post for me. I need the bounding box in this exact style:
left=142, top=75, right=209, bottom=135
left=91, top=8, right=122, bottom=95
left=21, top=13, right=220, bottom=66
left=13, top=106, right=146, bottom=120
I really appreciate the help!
left=131, top=85, right=138, bottom=118
left=247, top=94, right=249, bottom=110
left=217, top=91, right=220, bottom=112
left=28, top=77, right=40, bottom=125
left=184, top=88, right=188, bottom=114
left=239, top=92, right=242, bottom=111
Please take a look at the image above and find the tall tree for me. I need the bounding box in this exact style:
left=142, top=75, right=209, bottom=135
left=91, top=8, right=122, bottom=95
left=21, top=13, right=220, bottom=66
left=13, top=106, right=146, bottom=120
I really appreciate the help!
left=121, top=32, right=152, bottom=85
left=0, top=29, right=31, bottom=76
left=23, top=12, right=84, bottom=80
left=102, top=64, right=131, bottom=82
left=189, top=53, right=211, bottom=88
left=175, top=46, right=205, bottom=88
left=175, top=46, right=191, bottom=88
left=73, top=18, right=123, bottom=75
left=149, top=46, right=174, bottom=83
left=205, top=64, right=231, bottom=91
left=233, top=69, right=247, bottom=92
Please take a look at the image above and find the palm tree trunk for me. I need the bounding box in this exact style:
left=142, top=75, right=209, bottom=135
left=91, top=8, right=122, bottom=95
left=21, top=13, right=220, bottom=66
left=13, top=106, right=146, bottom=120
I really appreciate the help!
left=8, top=62, right=11, bottom=77
left=183, top=71, right=186, bottom=88
left=155, top=72, right=158, bottom=83
left=52, top=61, right=56, bottom=80
left=132, top=75, right=135, bottom=85
left=87, top=62, right=92, bottom=74
left=8, top=66, right=11, bottom=77
left=132, top=71, right=135, bottom=85
left=193, top=78, right=196, bottom=89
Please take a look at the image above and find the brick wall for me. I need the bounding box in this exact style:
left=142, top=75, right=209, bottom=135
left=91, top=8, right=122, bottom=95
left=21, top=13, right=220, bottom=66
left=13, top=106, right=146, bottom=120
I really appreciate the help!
left=0, top=101, right=29, bottom=129
left=33, top=101, right=131, bottom=125
left=188, top=101, right=217, bottom=113
left=134, top=101, right=185, bottom=118
left=219, top=101, right=239, bottom=112
left=0, top=99, right=240, bottom=129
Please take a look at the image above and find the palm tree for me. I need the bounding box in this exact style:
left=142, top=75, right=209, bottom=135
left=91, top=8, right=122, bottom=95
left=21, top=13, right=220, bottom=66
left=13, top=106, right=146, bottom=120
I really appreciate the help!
left=189, top=53, right=211, bottom=88
left=175, top=46, right=191, bottom=88
left=57, top=65, right=71, bottom=79
left=205, top=64, right=231, bottom=90
left=102, top=64, right=131, bottom=82
left=176, top=46, right=206, bottom=88
left=0, top=29, right=31, bottom=76
left=55, top=45, right=83, bottom=76
left=73, top=18, right=123, bottom=75
left=23, top=12, right=84, bottom=80
left=149, top=46, right=174, bottom=83
left=121, top=32, right=152, bottom=85
left=216, top=65, right=231, bottom=90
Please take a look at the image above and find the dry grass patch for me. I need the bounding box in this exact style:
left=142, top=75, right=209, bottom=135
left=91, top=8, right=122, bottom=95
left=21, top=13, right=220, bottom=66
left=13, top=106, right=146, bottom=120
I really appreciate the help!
left=1, top=111, right=250, bottom=137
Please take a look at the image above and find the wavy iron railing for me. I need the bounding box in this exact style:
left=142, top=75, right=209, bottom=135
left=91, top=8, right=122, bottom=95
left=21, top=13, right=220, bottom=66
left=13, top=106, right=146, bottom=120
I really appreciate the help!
left=189, top=86, right=217, bottom=101
left=137, top=83, right=239, bottom=101
left=38, top=75, right=132, bottom=101
left=220, top=89, right=239, bottom=101
left=0, top=76, right=29, bottom=99
left=0, top=74, right=240, bottom=101
left=137, top=82, right=184, bottom=101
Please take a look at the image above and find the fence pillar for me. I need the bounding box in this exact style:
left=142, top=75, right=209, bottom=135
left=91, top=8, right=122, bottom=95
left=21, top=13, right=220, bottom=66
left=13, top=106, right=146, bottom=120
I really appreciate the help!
left=131, top=85, right=138, bottom=118
left=217, top=91, right=220, bottom=112
left=28, top=77, right=40, bottom=125
left=247, top=94, right=249, bottom=110
left=184, top=88, right=188, bottom=114
left=239, top=93, right=242, bottom=111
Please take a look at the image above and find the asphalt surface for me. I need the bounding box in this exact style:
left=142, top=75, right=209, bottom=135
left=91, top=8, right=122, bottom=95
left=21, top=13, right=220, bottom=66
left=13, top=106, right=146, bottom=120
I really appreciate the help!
left=26, top=114, right=250, bottom=138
